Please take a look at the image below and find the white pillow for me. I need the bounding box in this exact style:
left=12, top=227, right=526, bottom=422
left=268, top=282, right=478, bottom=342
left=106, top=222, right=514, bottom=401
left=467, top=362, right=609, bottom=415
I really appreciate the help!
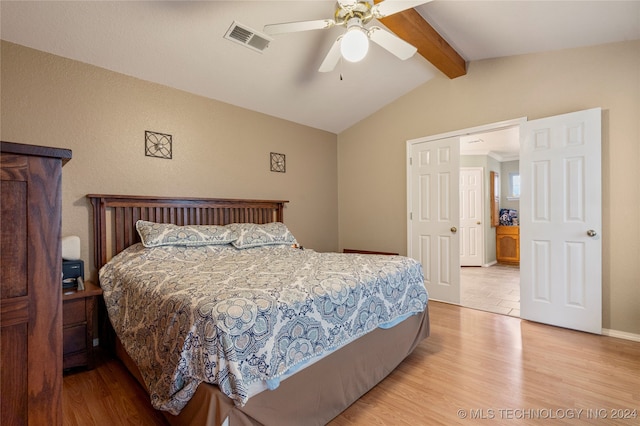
left=135, top=220, right=238, bottom=248
left=226, top=222, right=297, bottom=249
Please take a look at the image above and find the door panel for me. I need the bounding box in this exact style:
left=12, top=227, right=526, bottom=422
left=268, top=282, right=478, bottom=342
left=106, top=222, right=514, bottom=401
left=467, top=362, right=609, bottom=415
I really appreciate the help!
left=409, top=137, right=460, bottom=303
left=460, top=168, right=484, bottom=266
left=520, top=108, right=602, bottom=334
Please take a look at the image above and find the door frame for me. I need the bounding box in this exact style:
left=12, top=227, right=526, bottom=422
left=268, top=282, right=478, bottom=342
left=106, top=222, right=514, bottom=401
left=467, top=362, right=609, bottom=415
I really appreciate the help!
left=407, top=117, right=526, bottom=305
left=407, top=117, right=527, bottom=252
left=408, top=111, right=603, bottom=335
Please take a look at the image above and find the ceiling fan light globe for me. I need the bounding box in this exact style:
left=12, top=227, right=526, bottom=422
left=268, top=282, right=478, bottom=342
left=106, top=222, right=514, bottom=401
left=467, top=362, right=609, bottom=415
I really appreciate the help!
left=340, top=27, right=369, bottom=62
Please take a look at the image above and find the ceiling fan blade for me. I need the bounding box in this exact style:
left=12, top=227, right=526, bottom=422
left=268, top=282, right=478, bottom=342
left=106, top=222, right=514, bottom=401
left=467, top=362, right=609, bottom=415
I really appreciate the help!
left=318, top=38, right=343, bottom=73
left=264, top=19, right=335, bottom=35
left=372, top=0, right=433, bottom=18
left=368, top=27, right=417, bottom=60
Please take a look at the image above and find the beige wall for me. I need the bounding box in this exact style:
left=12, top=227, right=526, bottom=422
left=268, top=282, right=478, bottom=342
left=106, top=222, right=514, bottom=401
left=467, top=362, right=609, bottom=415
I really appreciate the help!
left=3, top=40, right=638, bottom=335
left=1, top=41, right=339, bottom=279
left=337, top=41, right=640, bottom=335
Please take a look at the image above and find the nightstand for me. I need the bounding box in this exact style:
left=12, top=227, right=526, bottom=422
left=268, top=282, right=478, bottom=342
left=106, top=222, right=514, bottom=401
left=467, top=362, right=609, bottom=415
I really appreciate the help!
left=62, top=280, right=102, bottom=370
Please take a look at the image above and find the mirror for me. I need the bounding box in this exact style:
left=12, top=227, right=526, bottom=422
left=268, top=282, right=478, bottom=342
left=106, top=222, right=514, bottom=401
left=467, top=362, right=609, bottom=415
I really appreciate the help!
left=490, top=171, right=500, bottom=227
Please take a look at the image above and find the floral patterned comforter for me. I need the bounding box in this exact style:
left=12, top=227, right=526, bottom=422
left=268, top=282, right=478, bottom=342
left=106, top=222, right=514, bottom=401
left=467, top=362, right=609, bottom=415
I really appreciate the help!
left=99, top=243, right=427, bottom=414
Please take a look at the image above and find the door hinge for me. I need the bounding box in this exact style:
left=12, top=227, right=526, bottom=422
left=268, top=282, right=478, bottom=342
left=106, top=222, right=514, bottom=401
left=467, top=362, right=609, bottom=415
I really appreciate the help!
left=410, top=212, right=413, bottom=220
left=409, top=157, right=412, bottom=165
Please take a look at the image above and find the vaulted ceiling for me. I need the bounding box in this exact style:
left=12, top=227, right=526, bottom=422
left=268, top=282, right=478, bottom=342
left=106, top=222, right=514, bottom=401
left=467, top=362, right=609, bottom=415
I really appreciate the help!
left=1, top=1, right=638, bottom=134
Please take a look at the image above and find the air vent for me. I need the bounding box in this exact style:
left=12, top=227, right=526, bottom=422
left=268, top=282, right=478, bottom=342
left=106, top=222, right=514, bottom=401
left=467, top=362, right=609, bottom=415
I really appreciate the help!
left=224, top=21, right=272, bottom=53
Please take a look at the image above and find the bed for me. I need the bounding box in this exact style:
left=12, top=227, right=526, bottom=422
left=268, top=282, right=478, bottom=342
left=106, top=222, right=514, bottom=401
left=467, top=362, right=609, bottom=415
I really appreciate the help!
left=88, top=194, right=430, bottom=426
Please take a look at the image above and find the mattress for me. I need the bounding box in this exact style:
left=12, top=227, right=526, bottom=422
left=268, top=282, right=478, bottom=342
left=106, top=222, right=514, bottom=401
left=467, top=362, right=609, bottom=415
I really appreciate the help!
left=99, top=242, right=428, bottom=415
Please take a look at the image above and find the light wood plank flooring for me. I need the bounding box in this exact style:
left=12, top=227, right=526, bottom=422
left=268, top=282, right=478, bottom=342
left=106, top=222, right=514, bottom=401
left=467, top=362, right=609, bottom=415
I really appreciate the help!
left=63, top=302, right=640, bottom=425
left=461, top=264, right=520, bottom=317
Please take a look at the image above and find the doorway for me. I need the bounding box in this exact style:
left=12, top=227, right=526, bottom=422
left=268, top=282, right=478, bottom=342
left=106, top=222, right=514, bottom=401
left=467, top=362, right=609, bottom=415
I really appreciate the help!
left=459, top=127, right=521, bottom=317
left=407, top=108, right=603, bottom=334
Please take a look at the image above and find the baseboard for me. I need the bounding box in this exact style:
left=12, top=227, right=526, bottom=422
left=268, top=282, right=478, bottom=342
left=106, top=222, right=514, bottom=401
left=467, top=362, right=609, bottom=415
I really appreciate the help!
left=602, top=328, right=640, bottom=342
left=483, top=261, right=498, bottom=267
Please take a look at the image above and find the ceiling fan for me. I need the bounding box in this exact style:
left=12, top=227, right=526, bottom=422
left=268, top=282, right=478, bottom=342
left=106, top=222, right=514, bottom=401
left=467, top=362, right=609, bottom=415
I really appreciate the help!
left=263, top=0, right=432, bottom=72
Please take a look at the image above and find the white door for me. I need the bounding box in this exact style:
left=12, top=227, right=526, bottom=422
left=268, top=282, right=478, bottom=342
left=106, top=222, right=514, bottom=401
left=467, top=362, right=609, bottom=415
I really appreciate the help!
left=460, top=168, right=484, bottom=266
left=520, top=108, right=602, bottom=334
left=408, top=137, right=460, bottom=304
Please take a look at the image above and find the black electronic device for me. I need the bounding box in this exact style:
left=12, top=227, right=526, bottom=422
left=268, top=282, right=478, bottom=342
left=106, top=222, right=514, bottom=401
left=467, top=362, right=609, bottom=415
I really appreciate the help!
left=62, top=259, right=84, bottom=289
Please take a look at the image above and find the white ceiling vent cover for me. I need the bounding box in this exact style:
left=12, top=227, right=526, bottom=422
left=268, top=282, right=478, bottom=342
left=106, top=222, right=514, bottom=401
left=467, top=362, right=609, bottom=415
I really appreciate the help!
left=224, top=21, right=272, bottom=53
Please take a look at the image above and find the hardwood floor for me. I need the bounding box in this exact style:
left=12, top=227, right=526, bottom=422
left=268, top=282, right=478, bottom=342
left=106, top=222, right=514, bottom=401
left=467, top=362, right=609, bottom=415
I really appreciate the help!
left=63, top=352, right=167, bottom=426
left=63, top=302, right=640, bottom=425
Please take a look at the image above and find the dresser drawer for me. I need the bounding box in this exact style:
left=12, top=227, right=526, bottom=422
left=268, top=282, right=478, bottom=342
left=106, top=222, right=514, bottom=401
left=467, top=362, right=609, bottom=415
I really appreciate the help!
left=63, top=324, right=87, bottom=354
left=63, top=298, right=86, bottom=326
left=63, top=351, right=88, bottom=370
left=497, top=225, right=519, bottom=235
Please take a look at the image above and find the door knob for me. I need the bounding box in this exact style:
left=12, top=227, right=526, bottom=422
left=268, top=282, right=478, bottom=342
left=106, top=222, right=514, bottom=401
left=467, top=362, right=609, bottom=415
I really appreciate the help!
left=451, top=227, right=457, bottom=233
left=476, top=221, right=481, bottom=225
left=587, top=229, right=597, bottom=237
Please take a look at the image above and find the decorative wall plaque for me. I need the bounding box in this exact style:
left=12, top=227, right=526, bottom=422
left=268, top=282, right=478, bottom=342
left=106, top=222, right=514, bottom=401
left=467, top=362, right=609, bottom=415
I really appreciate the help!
left=145, top=131, right=172, bottom=159
left=270, top=152, right=286, bottom=173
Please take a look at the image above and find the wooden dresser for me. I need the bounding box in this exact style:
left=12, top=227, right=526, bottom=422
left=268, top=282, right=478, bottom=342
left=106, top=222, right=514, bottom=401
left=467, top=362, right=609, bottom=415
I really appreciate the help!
left=1, top=141, right=71, bottom=426
left=496, top=225, right=520, bottom=265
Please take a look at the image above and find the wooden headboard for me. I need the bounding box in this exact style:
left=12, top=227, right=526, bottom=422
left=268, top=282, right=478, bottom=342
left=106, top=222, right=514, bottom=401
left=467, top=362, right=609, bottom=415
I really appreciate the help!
left=87, top=194, right=289, bottom=270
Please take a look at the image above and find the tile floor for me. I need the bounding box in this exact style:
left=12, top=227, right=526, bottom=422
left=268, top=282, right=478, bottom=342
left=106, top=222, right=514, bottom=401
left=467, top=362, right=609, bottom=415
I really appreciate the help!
left=460, top=263, right=520, bottom=317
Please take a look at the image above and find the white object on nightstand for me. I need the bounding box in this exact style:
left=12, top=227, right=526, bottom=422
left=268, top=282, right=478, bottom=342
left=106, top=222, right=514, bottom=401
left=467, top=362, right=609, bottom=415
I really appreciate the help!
left=61, top=235, right=81, bottom=260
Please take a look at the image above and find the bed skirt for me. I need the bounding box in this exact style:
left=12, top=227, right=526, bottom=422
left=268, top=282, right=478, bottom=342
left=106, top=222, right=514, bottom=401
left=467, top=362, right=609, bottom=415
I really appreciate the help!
left=116, top=306, right=430, bottom=426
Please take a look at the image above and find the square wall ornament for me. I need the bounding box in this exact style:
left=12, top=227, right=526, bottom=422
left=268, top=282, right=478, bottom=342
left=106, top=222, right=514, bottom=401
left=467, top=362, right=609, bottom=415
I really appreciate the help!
left=145, top=131, right=172, bottom=159
left=270, top=152, right=286, bottom=173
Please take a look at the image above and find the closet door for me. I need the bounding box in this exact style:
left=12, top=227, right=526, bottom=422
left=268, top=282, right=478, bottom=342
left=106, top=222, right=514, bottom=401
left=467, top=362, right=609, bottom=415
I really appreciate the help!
left=520, top=108, right=601, bottom=334
left=407, top=137, right=461, bottom=303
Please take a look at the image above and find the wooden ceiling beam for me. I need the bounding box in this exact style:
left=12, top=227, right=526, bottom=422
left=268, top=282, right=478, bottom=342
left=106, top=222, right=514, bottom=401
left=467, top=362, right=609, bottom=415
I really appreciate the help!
left=374, top=1, right=467, bottom=79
